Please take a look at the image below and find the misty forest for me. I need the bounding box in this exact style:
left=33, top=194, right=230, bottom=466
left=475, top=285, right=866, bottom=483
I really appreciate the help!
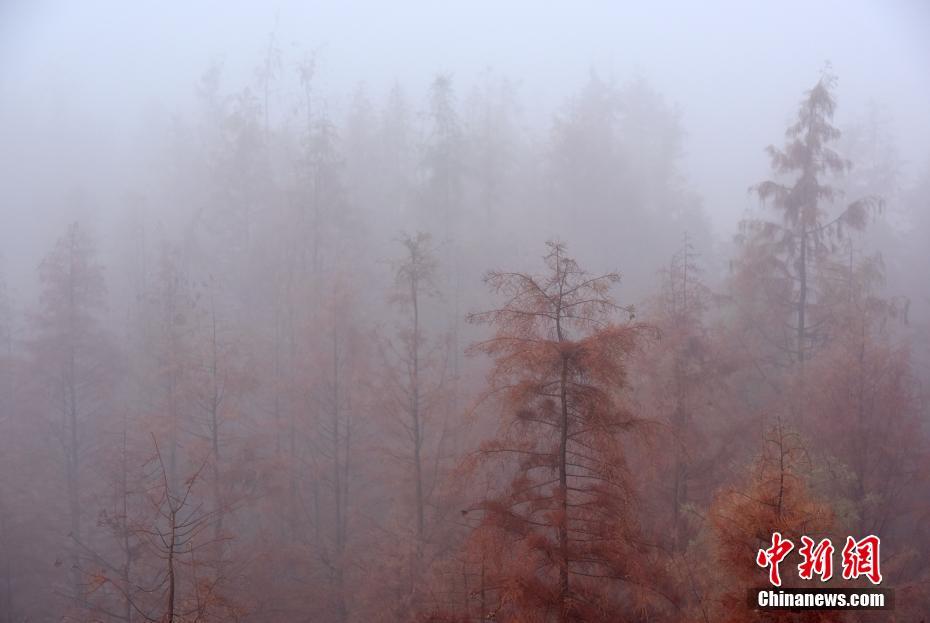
left=1, top=3, right=930, bottom=622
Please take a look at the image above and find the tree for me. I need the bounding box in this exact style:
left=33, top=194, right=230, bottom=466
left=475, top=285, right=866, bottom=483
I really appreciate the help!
left=457, top=241, right=670, bottom=622
left=142, top=244, right=201, bottom=496
left=378, top=82, right=416, bottom=226
left=807, top=249, right=923, bottom=538
left=188, top=279, right=254, bottom=556
left=1, top=263, right=67, bottom=622
left=300, top=279, right=369, bottom=623
left=702, top=420, right=834, bottom=622
left=0, top=266, right=19, bottom=622
left=374, top=232, right=454, bottom=617
left=204, top=84, right=268, bottom=264
left=143, top=436, right=236, bottom=623
left=546, top=74, right=710, bottom=299
left=86, top=435, right=236, bottom=623
left=463, top=70, right=519, bottom=230
left=294, top=111, right=354, bottom=281
left=420, top=74, right=466, bottom=387
left=386, top=232, right=447, bottom=554
left=421, top=74, right=464, bottom=242
left=634, top=235, right=729, bottom=553
left=29, top=222, right=113, bottom=605
left=742, top=69, right=880, bottom=369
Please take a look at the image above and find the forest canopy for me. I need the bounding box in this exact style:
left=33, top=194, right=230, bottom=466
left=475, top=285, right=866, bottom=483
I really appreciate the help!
left=1, top=4, right=929, bottom=622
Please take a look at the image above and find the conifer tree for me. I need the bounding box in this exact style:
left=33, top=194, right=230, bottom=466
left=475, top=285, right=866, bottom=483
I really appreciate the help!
left=29, top=222, right=113, bottom=604
left=459, top=241, right=671, bottom=622
left=705, top=420, right=833, bottom=622
left=741, top=70, right=880, bottom=367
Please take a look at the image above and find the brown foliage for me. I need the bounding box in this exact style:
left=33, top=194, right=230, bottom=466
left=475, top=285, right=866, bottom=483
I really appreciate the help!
left=451, top=241, right=673, bottom=622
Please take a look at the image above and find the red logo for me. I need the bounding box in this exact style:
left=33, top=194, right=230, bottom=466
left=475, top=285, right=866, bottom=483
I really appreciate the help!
left=757, top=534, right=882, bottom=586
left=841, top=535, right=882, bottom=585
left=756, top=532, right=794, bottom=586
left=798, top=536, right=834, bottom=581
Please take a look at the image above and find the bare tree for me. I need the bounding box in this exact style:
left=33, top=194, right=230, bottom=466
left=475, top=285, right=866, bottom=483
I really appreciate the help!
left=381, top=232, right=450, bottom=572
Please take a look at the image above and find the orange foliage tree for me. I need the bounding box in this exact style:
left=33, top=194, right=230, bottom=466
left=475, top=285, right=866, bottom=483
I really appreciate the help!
left=446, top=241, right=673, bottom=622
left=700, top=420, right=834, bottom=623
left=741, top=69, right=880, bottom=369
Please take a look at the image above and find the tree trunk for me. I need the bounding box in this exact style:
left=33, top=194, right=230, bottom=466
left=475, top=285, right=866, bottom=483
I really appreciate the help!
left=558, top=355, right=570, bottom=623
left=555, top=280, right=570, bottom=623
left=166, top=509, right=176, bottom=623
left=797, top=227, right=808, bottom=365
left=411, top=272, right=425, bottom=562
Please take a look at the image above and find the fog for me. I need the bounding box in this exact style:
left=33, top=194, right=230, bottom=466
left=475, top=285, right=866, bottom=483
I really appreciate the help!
left=3, top=2, right=929, bottom=276
left=0, top=2, right=929, bottom=621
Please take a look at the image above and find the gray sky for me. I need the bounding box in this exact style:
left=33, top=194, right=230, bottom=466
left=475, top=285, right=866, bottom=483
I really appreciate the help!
left=2, top=1, right=929, bottom=289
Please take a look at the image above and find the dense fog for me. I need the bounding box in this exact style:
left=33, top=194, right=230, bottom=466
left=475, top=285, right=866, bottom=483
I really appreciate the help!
left=1, top=2, right=929, bottom=621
